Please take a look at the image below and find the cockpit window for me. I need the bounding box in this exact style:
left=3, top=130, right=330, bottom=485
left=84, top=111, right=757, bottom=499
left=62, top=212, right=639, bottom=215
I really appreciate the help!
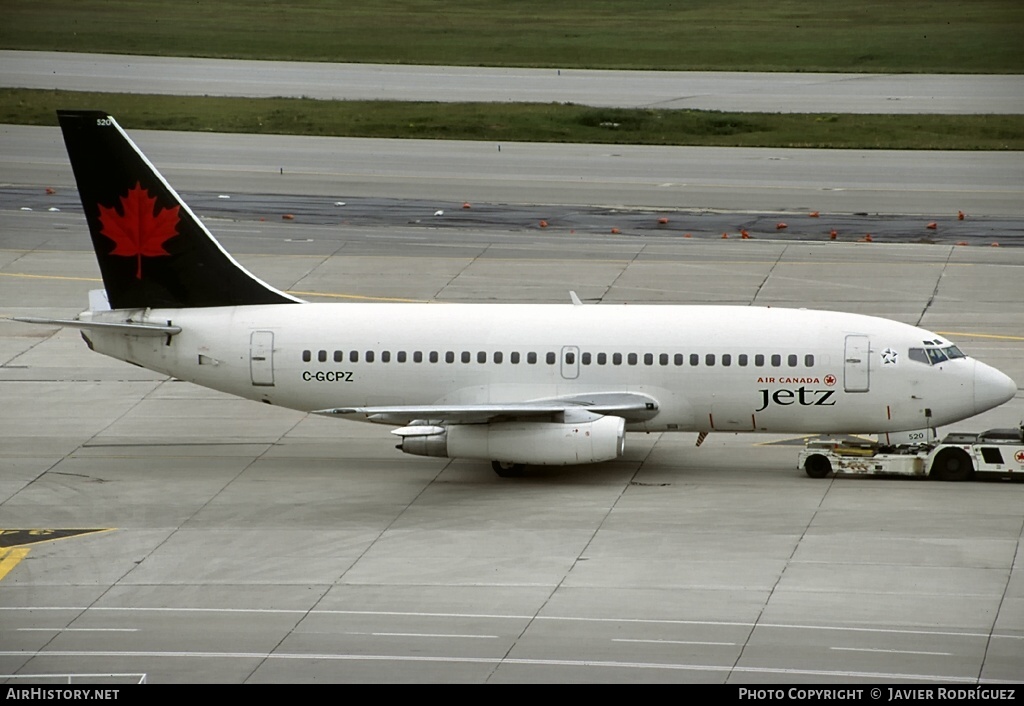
left=908, top=348, right=929, bottom=364
left=909, top=345, right=967, bottom=366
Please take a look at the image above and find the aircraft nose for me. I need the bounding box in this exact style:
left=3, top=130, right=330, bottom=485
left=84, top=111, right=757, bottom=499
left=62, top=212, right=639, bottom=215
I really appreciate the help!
left=974, top=361, right=1017, bottom=413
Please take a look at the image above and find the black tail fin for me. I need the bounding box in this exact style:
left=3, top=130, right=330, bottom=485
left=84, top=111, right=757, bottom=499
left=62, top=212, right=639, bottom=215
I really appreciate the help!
left=57, top=110, right=302, bottom=309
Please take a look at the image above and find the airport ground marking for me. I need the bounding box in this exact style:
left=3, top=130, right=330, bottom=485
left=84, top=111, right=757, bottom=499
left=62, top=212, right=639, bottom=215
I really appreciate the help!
left=0, top=649, right=1004, bottom=683
left=4, top=272, right=1022, bottom=336
left=935, top=331, right=1024, bottom=342
left=0, top=529, right=114, bottom=583
left=0, top=272, right=102, bottom=283
left=2, top=606, right=1020, bottom=641
left=0, top=548, right=29, bottom=582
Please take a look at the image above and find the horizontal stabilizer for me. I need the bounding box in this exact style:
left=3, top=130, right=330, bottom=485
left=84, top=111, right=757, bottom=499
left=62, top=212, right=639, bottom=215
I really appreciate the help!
left=13, top=317, right=181, bottom=337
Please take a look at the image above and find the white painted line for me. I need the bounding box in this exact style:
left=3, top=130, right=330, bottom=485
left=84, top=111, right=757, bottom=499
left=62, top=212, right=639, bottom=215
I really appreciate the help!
left=0, top=649, right=1008, bottom=684
left=17, top=628, right=139, bottom=633
left=4, top=606, right=1020, bottom=641
left=349, top=632, right=498, bottom=640
left=831, top=647, right=953, bottom=656
left=613, top=638, right=736, bottom=646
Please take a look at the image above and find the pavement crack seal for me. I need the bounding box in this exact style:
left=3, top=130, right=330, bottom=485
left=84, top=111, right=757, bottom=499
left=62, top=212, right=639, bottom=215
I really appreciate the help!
left=917, top=245, right=956, bottom=327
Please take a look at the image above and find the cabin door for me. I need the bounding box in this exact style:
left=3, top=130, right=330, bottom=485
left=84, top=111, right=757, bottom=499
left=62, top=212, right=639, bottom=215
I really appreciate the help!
left=844, top=335, right=870, bottom=392
left=250, top=330, right=275, bottom=387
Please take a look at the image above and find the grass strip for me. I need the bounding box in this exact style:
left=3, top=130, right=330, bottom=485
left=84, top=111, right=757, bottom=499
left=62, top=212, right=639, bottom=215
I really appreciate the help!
left=2, top=0, right=1022, bottom=74
left=4, top=89, right=1022, bottom=150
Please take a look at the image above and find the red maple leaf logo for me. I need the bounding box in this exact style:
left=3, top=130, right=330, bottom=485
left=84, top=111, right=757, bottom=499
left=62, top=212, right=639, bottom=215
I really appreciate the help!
left=98, top=182, right=179, bottom=279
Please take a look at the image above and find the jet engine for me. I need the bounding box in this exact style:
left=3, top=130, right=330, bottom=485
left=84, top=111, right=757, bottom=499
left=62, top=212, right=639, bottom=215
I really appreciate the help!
left=395, top=414, right=626, bottom=466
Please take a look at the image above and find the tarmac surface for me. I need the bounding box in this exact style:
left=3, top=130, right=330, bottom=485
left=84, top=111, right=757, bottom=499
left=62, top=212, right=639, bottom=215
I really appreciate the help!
left=4, top=50, right=1024, bottom=114
left=1, top=132, right=1023, bottom=684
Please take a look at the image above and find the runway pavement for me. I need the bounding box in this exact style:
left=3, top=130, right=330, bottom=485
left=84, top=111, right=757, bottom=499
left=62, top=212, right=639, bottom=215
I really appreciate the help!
left=3, top=125, right=1024, bottom=221
left=1, top=129, right=1023, bottom=682
left=4, top=51, right=1024, bottom=114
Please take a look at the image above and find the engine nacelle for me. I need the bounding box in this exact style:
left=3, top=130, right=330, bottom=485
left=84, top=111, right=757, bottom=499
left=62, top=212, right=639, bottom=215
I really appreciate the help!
left=396, top=416, right=626, bottom=466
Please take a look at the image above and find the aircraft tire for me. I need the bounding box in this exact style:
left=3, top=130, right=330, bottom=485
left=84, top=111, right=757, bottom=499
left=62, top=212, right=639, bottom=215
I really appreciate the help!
left=492, top=461, right=526, bottom=477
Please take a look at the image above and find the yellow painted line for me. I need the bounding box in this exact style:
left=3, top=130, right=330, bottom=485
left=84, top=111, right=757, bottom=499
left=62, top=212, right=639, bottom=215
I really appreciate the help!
left=0, top=272, right=102, bottom=283
left=936, top=331, right=1024, bottom=342
left=287, top=290, right=427, bottom=303
left=0, top=547, right=30, bottom=582
left=0, top=248, right=994, bottom=268
left=3, top=272, right=1020, bottom=337
left=0, top=270, right=419, bottom=301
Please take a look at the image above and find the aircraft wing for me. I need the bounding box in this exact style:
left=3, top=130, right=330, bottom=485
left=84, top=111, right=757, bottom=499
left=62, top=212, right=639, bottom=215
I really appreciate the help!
left=313, top=391, right=659, bottom=425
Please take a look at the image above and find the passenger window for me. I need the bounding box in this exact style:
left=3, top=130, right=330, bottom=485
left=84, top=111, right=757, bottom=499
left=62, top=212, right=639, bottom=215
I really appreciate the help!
left=494, top=351, right=504, bottom=364
left=613, top=353, right=622, bottom=365
left=722, top=354, right=732, bottom=367
left=397, top=351, right=407, bottom=363
left=302, top=350, right=311, bottom=363
left=755, top=354, right=765, bottom=367
left=461, top=351, right=470, bottom=364
left=429, top=351, right=438, bottom=363
left=690, top=353, right=699, bottom=366
left=738, top=354, right=748, bottom=366
left=511, top=352, right=521, bottom=364
left=334, top=350, right=344, bottom=363
left=381, top=351, right=391, bottom=363
left=659, top=353, right=669, bottom=366
left=582, top=352, right=592, bottom=365
left=565, top=352, right=576, bottom=365
left=628, top=353, right=638, bottom=365
left=445, top=351, right=455, bottom=364
left=705, top=354, right=715, bottom=366
left=597, top=353, right=607, bottom=365
left=414, top=351, right=423, bottom=363
left=350, top=351, right=359, bottom=363
left=527, top=352, right=537, bottom=364
left=788, top=354, right=798, bottom=367
left=674, top=354, right=684, bottom=366
left=477, top=351, right=486, bottom=364
left=804, top=354, right=814, bottom=367
left=547, top=352, right=556, bottom=365
left=318, top=350, right=327, bottom=363
left=365, top=351, right=375, bottom=363
left=644, top=353, right=654, bottom=365
left=771, top=354, right=781, bottom=367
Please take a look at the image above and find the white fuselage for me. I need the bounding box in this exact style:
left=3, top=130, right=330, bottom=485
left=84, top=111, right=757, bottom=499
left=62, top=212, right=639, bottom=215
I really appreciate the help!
left=83, top=303, right=1013, bottom=435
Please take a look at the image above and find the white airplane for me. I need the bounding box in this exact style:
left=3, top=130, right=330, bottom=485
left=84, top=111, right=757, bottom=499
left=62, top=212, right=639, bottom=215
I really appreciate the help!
left=17, top=111, right=1017, bottom=476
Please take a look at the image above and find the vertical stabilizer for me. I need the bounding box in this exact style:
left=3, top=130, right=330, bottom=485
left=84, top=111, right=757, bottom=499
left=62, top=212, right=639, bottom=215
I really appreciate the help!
left=57, top=110, right=302, bottom=309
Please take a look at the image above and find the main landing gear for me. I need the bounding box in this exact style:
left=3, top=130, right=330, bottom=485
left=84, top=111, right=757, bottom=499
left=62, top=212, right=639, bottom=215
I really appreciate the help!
left=491, top=461, right=526, bottom=477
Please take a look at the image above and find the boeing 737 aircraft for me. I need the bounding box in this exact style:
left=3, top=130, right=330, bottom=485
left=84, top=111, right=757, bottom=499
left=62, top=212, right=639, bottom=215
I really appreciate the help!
left=17, top=111, right=1017, bottom=476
